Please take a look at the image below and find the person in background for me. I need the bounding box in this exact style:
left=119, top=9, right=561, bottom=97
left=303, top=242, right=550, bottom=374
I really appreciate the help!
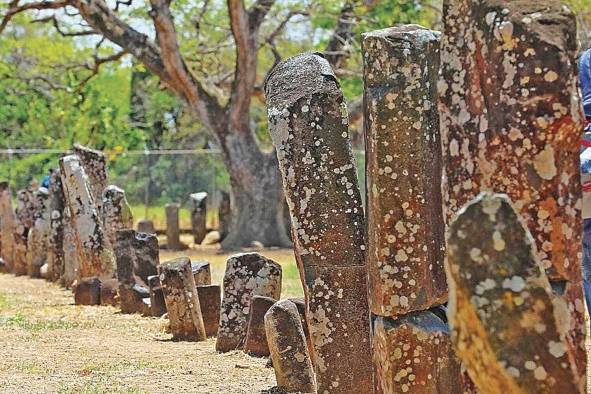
left=579, top=47, right=591, bottom=321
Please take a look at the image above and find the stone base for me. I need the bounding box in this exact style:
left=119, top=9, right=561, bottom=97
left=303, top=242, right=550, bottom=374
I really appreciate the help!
left=74, top=277, right=101, bottom=305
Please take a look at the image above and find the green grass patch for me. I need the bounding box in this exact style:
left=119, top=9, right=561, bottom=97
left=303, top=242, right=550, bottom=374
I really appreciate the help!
left=58, top=381, right=145, bottom=394
left=0, top=313, right=79, bottom=331
left=0, top=292, right=12, bottom=310
left=78, top=360, right=162, bottom=375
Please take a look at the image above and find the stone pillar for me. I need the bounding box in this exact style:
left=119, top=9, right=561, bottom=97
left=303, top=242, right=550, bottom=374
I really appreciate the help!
left=0, top=182, right=16, bottom=272
left=158, top=256, right=206, bottom=341
left=72, top=144, right=108, bottom=214
left=196, top=284, right=221, bottom=337
left=13, top=188, right=34, bottom=276
left=191, top=261, right=211, bottom=285
left=115, top=229, right=150, bottom=314
left=265, top=299, right=316, bottom=393
left=27, top=187, right=50, bottom=278
left=265, top=53, right=372, bottom=392
left=133, top=231, right=159, bottom=284
left=47, top=168, right=66, bottom=282
left=216, top=253, right=282, bottom=352
left=74, top=276, right=101, bottom=305
left=102, top=185, right=133, bottom=249
left=244, top=295, right=276, bottom=356
left=447, top=193, right=582, bottom=392
left=148, top=275, right=167, bottom=317
left=165, top=203, right=181, bottom=250
left=439, top=0, right=586, bottom=384
left=137, top=219, right=155, bottom=234
left=100, top=278, right=119, bottom=306
left=61, top=207, right=80, bottom=288
left=59, top=155, right=115, bottom=279
left=189, top=192, right=207, bottom=244
left=218, top=191, right=231, bottom=241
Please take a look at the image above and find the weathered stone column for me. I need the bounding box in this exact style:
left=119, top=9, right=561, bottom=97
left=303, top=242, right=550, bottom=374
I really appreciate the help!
left=196, top=284, right=221, bottom=337
left=13, top=187, right=34, bottom=276
left=61, top=207, right=80, bottom=288
left=216, top=253, right=282, bottom=352
left=218, top=191, right=231, bottom=241
left=158, top=257, right=206, bottom=341
left=27, top=187, right=50, bottom=278
left=165, top=203, right=181, bottom=250
left=59, top=155, right=115, bottom=279
left=148, top=275, right=167, bottom=317
left=115, top=229, right=150, bottom=314
left=191, top=261, right=211, bottom=285
left=47, top=168, right=66, bottom=282
left=102, top=185, right=133, bottom=249
left=189, top=192, right=207, bottom=244
left=137, top=219, right=155, bottom=234
left=73, top=144, right=108, bottom=214
left=266, top=53, right=372, bottom=392
left=133, top=231, right=159, bottom=284
left=447, top=193, right=582, bottom=392
left=0, top=182, right=16, bottom=272
left=74, top=276, right=101, bottom=305
left=265, top=299, right=316, bottom=393
left=244, top=295, right=276, bottom=356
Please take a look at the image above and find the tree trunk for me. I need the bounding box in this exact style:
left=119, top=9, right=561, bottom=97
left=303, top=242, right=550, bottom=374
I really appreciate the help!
left=216, top=127, right=291, bottom=249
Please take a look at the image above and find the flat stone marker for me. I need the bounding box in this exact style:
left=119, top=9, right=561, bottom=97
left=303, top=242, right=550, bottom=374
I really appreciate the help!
left=372, top=310, right=463, bottom=393
left=137, top=219, right=155, bottom=234
left=446, top=193, right=582, bottom=393
left=0, top=182, right=16, bottom=272
left=159, top=257, right=206, bottom=341
left=165, top=203, right=182, bottom=250
left=60, top=155, right=115, bottom=279
left=47, top=168, right=65, bottom=282
left=102, top=185, right=133, bottom=249
left=363, top=26, right=446, bottom=317
left=439, top=0, right=583, bottom=282
left=74, top=276, right=101, bottom=305
left=216, top=253, right=282, bottom=352
left=265, top=52, right=372, bottom=392
left=189, top=192, right=207, bottom=244
left=244, top=295, right=276, bottom=356
left=73, top=144, right=108, bottom=214
left=265, top=299, right=316, bottom=393
left=191, top=261, right=211, bottom=285
left=148, top=275, right=167, bottom=317
left=196, top=284, right=221, bottom=337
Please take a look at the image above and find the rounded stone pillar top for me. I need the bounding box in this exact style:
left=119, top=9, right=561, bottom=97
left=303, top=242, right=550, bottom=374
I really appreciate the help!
left=165, top=203, right=180, bottom=209
left=264, top=52, right=339, bottom=109
left=189, top=192, right=207, bottom=203
left=103, top=185, right=125, bottom=200
left=159, top=256, right=190, bottom=273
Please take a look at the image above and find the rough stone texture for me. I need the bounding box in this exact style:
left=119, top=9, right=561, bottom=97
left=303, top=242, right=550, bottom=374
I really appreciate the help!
left=0, top=182, right=16, bottom=272
left=132, top=231, right=159, bottom=284
left=47, top=168, right=66, bottom=282
left=191, top=261, right=211, bottom=285
left=61, top=207, right=80, bottom=288
left=73, top=144, right=108, bottom=215
left=27, top=187, right=50, bottom=278
left=216, top=253, right=282, bottom=352
left=189, top=192, right=207, bottom=244
left=148, top=275, right=167, bottom=317
left=74, top=276, right=101, bottom=305
left=165, top=203, right=182, bottom=250
left=288, top=297, right=314, bottom=363
left=372, top=310, right=463, bottom=394
left=363, top=26, right=446, bottom=317
left=102, top=185, right=133, bottom=249
left=196, top=284, right=221, bottom=337
left=137, top=219, right=155, bottom=234
left=100, top=278, right=119, bottom=306
left=59, top=155, right=115, bottom=279
left=158, top=257, right=206, bottom=341
left=265, top=52, right=372, bottom=392
left=244, top=295, right=276, bottom=356
left=439, top=0, right=583, bottom=282
left=218, top=191, right=231, bottom=240
left=265, top=299, right=316, bottom=393
left=446, top=193, right=582, bottom=393
left=13, top=187, right=35, bottom=276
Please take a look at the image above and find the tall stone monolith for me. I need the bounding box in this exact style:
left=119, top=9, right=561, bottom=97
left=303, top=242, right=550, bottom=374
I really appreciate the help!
left=73, top=144, right=108, bottom=214
left=115, top=229, right=150, bottom=314
left=47, top=168, right=66, bottom=282
left=266, top=53, right=372, bottom=392
left=0, top=182, right=16, bottom=272
left=165, top=203, right=181, bottom=250
left=446, top=193, right=582, bottom=393
left=13, top=187, right=34, bottom=276
left=59, top=155, right=115, bottom=279
left=27, top=187, right=50, bottom=278
left=216, top=253, right=282, bottom=352
left=61, top=207, right=80, bottom=288
left=189, top=192, right=207, bottom=244
left=102, top=185, right=133, bottom=249
left=218, top=191, right=231, bottom=241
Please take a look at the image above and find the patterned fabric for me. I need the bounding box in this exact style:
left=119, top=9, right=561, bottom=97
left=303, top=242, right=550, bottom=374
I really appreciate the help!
left=580, top=49, right=591, bottom=118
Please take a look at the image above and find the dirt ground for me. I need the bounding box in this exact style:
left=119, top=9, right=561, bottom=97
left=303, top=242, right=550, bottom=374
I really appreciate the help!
left=0, top=247, right=301, bottom=394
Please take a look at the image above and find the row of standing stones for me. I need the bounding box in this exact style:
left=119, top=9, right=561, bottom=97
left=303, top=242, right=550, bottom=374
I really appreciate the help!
left=0, top=145, right=316, bottom=391
left=265, top=0, right=586, bottom=393
left=0, top=0, right=588, bottom=392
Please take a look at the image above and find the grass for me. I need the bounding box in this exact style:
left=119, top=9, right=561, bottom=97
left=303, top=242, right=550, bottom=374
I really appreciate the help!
left=0, top=312, right=80, bottom=331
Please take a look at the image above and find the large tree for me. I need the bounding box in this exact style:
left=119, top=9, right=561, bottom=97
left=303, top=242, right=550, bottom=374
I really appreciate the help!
left=0, top=0, right=433, bottom=248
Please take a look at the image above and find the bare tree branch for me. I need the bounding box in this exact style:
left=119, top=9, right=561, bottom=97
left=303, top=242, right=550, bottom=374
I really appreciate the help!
left=31, top=15, right=97, bottom=36
left=74, top=49, right=128, bottom=90
left=0, top=0, right=71, bottom=34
